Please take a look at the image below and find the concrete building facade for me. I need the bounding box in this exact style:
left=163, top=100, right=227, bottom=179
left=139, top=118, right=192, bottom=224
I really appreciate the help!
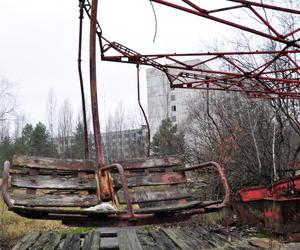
left=146, top=60, right=206, bottom=136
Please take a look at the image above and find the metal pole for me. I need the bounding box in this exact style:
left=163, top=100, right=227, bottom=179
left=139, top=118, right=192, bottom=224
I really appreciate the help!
left=78, top=0, right=89, bottom=160
left=89, top=0, right=111, bottom=201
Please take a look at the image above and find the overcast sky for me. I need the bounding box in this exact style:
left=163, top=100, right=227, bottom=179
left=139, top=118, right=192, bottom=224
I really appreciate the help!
left=0, top=0, right=256, bottom=130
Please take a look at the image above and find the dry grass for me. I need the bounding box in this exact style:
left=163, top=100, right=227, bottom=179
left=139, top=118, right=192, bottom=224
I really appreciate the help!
left=0, top=191, right=64, bottom=249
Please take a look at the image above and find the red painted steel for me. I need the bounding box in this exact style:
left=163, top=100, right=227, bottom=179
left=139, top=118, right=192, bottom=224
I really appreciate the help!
left=239, top=175, right=300, bottom=202
left=100, top=39, right=300, bottom=98
left=80, top=0, right=300, bottom=99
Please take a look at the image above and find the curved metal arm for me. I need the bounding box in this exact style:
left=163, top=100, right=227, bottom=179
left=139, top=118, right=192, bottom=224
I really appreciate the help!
left=177, top=161, right=230, bottom=210
left=100, top=163, right=134, bottom=218
left=1, top=161, right=13, bottom=208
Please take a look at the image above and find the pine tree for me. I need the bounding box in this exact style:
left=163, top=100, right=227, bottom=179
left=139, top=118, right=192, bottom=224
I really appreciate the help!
left=0, top=136, right=14, bottom=169
left=31, top=122, right=52, bottom=156
left=152, top=118, right=184, bottom=156
left=21, top=123, right=34, bottom=155
left=71, top=122, right=85, bottom=159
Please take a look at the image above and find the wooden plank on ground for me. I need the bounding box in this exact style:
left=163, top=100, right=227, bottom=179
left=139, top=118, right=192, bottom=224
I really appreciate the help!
left=118, top=230, right=143, bottom=250
left=161, top=228, right=193, bottom=250
left=150, top=229, right=180, bottom=249
left=30, top=232, right=62, bottom=250
left=12, top=232, right=41, bottom=250
left=12, top=175, right=96, bottom=190
left=100, top=237, right=119, bottom=249
left=13, top=155, right=95, bottom=171
left=82, top=231, right=101, bottom=250
left=11, top=193, right=98, bottom=207
left=62, top=234, right=81, bottom=250
left=113, top=172, right=186, bottom=188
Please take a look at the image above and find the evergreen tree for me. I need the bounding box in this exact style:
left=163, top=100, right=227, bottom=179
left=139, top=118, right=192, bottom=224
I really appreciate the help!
left=21, top=123, right=34, bottom=155
left=31, top=122, right=52, bottom=156
left=152, top=118, right=184, bottom=156
left=0, top=136, right=14, bottom=170
left=71, top=122, right=85, bottom=159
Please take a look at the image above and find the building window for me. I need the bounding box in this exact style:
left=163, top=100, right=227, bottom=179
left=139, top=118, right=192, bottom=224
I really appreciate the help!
left=171, top=116, right=176, bottom=122
left=171, top=95, right=175, bottom=101
left=171, top=105, right=176, bottom=112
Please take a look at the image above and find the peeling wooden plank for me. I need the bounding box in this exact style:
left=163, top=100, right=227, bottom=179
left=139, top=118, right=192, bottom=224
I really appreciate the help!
left=136, top=200, right=202, bottom=214
left=12, top=175, right=96, bottom=190
left=113, top=172, right=186, bottom=188
left=117, top=186, right=190, bottom=204
left=114, top=156, right=182, bottom=170
left=13, top=155, right=95, bottom=171
left=118, top=230, right=143, bottom=250
left=11, top=193, right=98, bottom=207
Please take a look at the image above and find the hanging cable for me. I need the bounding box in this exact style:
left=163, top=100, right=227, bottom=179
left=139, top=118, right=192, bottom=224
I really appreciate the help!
left=137, top=65, right=151, bottom=157
left=78, top=0, right=89, bottom=160
left=149, top=0, right=158, bottom=42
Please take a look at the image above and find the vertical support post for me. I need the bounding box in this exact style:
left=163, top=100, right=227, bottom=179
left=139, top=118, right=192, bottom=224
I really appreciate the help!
left=89, top=0, right=111, bottom=201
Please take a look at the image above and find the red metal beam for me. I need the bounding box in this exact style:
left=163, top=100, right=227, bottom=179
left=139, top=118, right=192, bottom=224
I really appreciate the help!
left=150, top=0, right=300, bottom=47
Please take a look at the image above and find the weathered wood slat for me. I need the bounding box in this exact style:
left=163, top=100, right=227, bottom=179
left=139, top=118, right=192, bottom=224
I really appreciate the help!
left=136, top=200, right=202, bottom=214
left=62, top=234, right=81, bottom=250
left=30, top=232, right=62, bottom=250
left=118, top=230, right=143, bottom=250
left=150, top=230, right=179, bottom=249
left=11, top=194, right=98, bottom=207
left=161, top=228, right=194, bottom=250
left=13, top=155, right=95, bottom=171
left=114, top=156, right=182, bottom=170
left=113, top=172, right=186, bottom=188
left=12, top=206, right=122, bottom=215
left=82, top=231, right=101, bottom=250
left=100, top=237, right=119, bottom=249
left=9, top=166, right=84, bottom=176
left=117, top=187, right=190, bottom=204
left=11, top=175, right=96, bottom=190
left=12, top=232, right=41, bottom=250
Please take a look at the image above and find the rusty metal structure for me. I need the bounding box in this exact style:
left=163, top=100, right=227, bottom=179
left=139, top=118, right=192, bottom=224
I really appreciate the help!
left=92, top=0, right=300, bottom=99
left=234, top=175, right=300, bottom=237
left=1, top=0, right=300, bottom=229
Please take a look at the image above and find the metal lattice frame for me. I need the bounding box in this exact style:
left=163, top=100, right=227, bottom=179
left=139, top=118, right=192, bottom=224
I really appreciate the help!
left=84, top=0, right=300, bottom=99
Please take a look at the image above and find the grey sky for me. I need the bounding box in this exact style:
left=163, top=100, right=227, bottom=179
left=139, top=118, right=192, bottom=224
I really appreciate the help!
left=0, top=0, right=241, bottom=129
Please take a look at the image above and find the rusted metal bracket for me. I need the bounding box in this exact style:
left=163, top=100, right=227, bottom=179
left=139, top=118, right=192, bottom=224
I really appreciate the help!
left=1, top=161, right=13, bottom=208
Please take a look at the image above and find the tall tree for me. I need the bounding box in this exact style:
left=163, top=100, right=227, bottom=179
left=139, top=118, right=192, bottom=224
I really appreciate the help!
left=152, top=118, right=184, bottom=156
left=21, top=123, right=34, bottom=155
left=71, top=121, right=85, bottom=159
left=57, top=99, right=73, bottom=158
left=31, top=122, right=52, bottom=156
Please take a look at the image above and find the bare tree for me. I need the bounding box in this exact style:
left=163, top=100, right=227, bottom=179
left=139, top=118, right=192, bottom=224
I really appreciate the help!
left=57, top=99, right=73, bottom=158
left=0, top=78, right=16, bottom=122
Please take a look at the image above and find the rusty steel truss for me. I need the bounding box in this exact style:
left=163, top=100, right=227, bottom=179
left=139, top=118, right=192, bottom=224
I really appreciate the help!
left=82, top=0, right=300, bottom=99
